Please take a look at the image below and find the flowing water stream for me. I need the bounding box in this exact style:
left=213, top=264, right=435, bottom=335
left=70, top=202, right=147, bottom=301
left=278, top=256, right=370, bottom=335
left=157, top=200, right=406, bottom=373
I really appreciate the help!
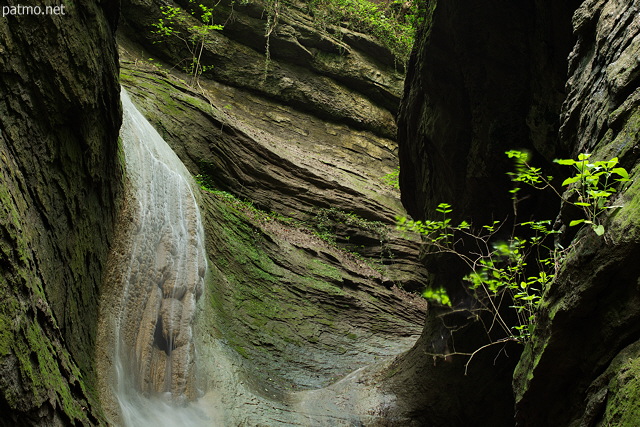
left=109, top=89, right=212, bottom=426
left=98, top=88, right=424, bottom=426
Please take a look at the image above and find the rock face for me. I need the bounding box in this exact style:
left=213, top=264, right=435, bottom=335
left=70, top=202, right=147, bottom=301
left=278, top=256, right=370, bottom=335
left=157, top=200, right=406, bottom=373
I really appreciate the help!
left=112, top=0, right=430, bottom=424
left=396, top=0, right=640, bottom=425
left=120, top=0, right=404, bottom=139
left=117, top=0, right=430, bottom=292
left=514, top=1, right=640, bottom=425
left=0, top=2, right=121, bottom=425
left=193, top=190, right=426, bottom=425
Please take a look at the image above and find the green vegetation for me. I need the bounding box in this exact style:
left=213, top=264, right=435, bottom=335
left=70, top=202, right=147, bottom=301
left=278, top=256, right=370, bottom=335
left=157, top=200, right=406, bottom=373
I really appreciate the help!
left=195, top=175, right=297, bottom=224
left=152, top=0, right=223, bottom=85
left=237, top=0, right=425, bottom=67
left=302, top=0, right=425, bottom=64
left=398, top=151, right=630, bottom=344
left=200, top=181, right=408, bottom=390
left=421, top=286, right=450, bottom=306
left=151, top=0, right=425, bottom=86
left=0, top=179, right=96, bottom=423
left=399, top=203, right=557, bottom=342
left=382, top=166, right=400, bottom=189
left=311, top=207, right=395, bottom=275
left=554, top=153, right=629, bottom=235
left=507, top=150, right=629, bottom=236
left=196, top=174, right=392, bottom=270
left=312, top=207, right=386, bottom=245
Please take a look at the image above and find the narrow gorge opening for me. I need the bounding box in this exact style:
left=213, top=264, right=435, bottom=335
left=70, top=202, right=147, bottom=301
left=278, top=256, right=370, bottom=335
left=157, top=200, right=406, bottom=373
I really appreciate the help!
left=3, top=0, right=640, bottom=425
left=95, top=0, right=430, bottom=421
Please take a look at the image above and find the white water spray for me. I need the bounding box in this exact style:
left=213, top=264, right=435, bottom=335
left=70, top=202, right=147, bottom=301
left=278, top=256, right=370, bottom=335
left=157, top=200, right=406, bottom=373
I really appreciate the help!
left=113, top=89, right=211, bottom=426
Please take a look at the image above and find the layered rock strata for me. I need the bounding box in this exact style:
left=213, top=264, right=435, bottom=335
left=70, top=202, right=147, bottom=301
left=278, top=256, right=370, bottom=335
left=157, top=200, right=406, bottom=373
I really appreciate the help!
left=113, top=0, right=431, bottom=423
left=117, top=0, right=430, bottom=291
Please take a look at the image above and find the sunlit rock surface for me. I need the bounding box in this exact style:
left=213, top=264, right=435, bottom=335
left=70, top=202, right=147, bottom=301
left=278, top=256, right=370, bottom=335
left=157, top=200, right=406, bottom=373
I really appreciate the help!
left=111, top=0, right=429, bottom=424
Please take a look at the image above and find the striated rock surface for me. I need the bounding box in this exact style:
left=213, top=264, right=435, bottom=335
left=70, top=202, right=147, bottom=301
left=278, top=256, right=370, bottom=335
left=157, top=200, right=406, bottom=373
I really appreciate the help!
left=0, top=1, right=122, bottom=425
left=193, top=190, right=426, bottom=424
left=117, top=0, right=430, bottom=292
left=112, top=0, right=430, bottom=424
left=105, top=65, right=427, bottom=423
left=119, top=60, right=429, bottom=293
left=120, top=0, right=404, bottom=139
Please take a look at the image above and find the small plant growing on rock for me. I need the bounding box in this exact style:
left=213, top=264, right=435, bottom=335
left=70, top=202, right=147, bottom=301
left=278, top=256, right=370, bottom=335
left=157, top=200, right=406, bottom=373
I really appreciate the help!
left=303, top=0, right=424, bottom=66
left=152, top=1, right=223, bottom=85
left=554, top=153, right=629, bottom=235
left=507, top=150, right=629, bottom=235
left=381, top=166, right=400, bottom=189
left=398, top=151, right=629, bottom=348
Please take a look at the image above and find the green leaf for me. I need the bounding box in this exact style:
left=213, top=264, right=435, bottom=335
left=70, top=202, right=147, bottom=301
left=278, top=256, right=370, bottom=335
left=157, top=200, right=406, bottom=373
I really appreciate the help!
left=554, top=158, right=576, bottom=166
left=436, top=203, right=452, bottom=213
left=574, top=202, right=592, bottom=207
left=561, top=176, right=581, bottom=186
left=506, top=150, right=529, bottom=160
left=588, top=190, right=612, bottom=198
left=606, top=158, right=619, bottom=168
left=593, top=224, right=605, bottom=236
left=612, top=167, right=629, bottom=179
left=569, top=219, right=585, bottom=227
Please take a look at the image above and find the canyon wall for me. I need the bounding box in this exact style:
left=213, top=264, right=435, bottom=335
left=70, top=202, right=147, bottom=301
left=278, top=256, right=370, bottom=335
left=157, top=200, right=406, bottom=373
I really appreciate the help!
left=0, top=2, right=121, bottom=424
left=396, top=0, right=640, bottom=425
left=1, top=0, right=637, bottom=424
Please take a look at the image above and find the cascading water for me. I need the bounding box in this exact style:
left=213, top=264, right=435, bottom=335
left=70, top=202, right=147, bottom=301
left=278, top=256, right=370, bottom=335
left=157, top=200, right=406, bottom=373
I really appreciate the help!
left=110, top=88, right=212, bottom=426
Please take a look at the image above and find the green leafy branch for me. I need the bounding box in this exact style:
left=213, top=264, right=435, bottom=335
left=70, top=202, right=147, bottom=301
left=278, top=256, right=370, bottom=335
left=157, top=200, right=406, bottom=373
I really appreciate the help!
left=152, top=1, right=223, bottom=85
left=507, top=150, right=629, bottom=236
left=398, top=204, right=557, bottom=343
left=398, top=150, right=629, bottom=347
left=554, top=153, right=629, bottom=235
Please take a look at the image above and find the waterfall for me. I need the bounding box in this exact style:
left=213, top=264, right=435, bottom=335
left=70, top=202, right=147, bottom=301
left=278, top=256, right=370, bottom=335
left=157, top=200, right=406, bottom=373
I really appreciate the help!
left=112, top=88, right=211, bottom=426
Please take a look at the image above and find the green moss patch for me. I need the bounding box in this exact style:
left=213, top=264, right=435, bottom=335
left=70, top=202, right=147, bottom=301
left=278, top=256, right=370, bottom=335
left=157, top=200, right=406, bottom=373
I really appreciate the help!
left=200, top=188, right=424, bottom=391
left=599, top=343, right=640, bottom=426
